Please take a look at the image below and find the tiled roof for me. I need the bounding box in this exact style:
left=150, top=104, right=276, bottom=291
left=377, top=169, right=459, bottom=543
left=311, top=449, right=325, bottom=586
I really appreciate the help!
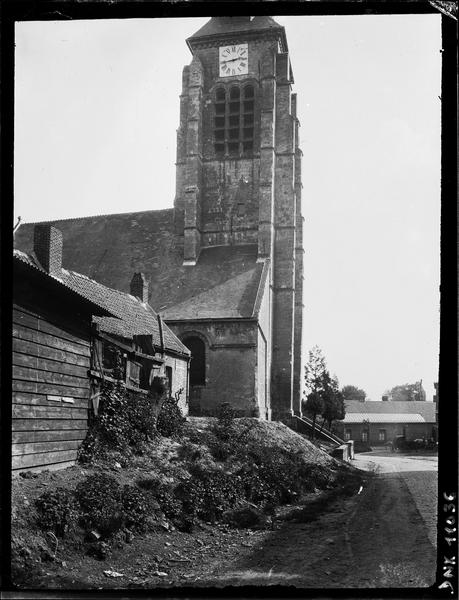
left=344, top=400, right=436, bottom=422
left=14, top=213, right=267, bottom=322
left=13, top=249, right=189, bottom=356
left=59, top=269, right=189, bottom=355
left=342, top=413, right=427, bottom=424
left=13, top=250, right=111, bottom=317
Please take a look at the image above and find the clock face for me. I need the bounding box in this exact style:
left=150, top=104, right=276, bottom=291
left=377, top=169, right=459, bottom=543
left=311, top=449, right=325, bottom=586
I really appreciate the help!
left=219, top=44, right=248, bottom=77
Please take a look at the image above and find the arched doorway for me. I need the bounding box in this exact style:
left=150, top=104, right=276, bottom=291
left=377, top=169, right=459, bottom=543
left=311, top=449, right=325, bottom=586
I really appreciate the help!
left=182, top=336, right=206, bottom=414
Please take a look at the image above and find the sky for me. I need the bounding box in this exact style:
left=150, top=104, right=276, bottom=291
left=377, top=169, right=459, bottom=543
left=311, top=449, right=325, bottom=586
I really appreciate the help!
left=14, top=14, right=441, bottom=402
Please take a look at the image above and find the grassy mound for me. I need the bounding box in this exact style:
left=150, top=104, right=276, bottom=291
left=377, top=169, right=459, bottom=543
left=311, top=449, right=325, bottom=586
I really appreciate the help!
left=11, top=414, right=358, bottom=585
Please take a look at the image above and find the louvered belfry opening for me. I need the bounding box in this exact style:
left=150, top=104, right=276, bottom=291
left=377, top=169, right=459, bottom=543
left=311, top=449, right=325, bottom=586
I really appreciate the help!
left=213, top=84, right=255, bottom=158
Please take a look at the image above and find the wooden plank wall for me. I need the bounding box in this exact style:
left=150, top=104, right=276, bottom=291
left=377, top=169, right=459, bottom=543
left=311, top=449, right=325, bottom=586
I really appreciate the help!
left=12, top=304, right=91, bottom=471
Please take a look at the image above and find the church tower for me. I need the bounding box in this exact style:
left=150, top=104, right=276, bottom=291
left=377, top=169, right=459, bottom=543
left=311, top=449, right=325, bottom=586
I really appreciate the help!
left=14, top=16, right=304, bottom=420
left=174, top=16, right=304, bottom=419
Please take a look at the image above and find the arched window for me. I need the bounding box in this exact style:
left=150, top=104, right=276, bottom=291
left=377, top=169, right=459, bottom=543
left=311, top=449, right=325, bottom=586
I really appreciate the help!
left=213, top=84, right=255, bottom=157
left=182, top=336, right=206, bottom=386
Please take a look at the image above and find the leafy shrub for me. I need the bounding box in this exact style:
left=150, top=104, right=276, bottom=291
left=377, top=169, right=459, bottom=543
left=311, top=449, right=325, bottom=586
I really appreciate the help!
left=233, top=445, right=318, bottom=506
left=75, top=473, right=124, bottom=537
left=302, top=464, right=336, bottom=490
left=78, top=381, right=165, bottom=463
left=196, top=469, right=242, bottom=522
left=207, top=436, right=238, bottom=462
left=124, top=390, right=161, bottom=446
left=237, top=466, right=279, bottom=506
left=77, top=427, right=102, bottom=464
left=97, top=383, right=129, bottom=450
left=174, top=479, right=204, bottom=518
left=217, top=402, right=235, bottom=427
left=155, top=484, right=182, bottom=520
left=137, top=477, right=182, bottom=522
left=212, top=402, right=236, bottom=442
left=177, top=440, right=205, bottom=462
left=35, top=488, right=78, bottom=537
left=121, top=485, right=153, bottom=532
left=157, top=396, right=185, bottom=438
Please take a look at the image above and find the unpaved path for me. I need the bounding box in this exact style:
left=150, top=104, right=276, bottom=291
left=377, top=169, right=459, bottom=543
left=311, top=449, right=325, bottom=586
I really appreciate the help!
left=352, top=450, right=438, bottom=547
left=198, top=452, right=437, bottom=588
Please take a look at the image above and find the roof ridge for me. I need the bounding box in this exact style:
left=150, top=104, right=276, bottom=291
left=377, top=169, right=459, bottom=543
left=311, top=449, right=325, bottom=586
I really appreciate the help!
left=18, top=207, right=174, bottom=226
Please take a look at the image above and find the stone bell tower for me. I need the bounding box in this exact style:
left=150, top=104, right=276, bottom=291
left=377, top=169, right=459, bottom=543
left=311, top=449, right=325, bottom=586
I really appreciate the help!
left=173, top=16, right=304, bottom=419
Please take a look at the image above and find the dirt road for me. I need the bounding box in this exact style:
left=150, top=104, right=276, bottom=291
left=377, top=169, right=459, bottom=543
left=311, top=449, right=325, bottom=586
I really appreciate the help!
left=352, top=450, right=438, bottom=547
left=340, top=451, right=437, bottom=588
left=200, top=451, right=438, bottom=588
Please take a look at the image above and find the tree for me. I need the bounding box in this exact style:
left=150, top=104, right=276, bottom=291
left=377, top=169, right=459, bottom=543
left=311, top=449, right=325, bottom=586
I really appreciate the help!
left=303, top=392, right=324, bottom=440
left=304, top=346, right=327, bottom=395
left=342, top=385, right=366, bottom=403
left=385, top=381, right=426, bottom=402
left=320, top=373, right=345, bottom=432
left=303, top=346, right=328, bottom=439
left=303, top=349, right=346, bottom=438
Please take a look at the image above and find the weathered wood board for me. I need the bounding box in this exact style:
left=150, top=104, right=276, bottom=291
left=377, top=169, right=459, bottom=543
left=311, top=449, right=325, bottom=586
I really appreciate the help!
left=12, top=304, right=92, bottom=472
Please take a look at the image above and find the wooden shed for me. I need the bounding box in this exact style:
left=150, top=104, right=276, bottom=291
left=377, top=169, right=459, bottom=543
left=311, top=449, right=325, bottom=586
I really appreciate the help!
left=12, top=223, right=191, bottom=472
left=12, top=227, right=112, bottom=472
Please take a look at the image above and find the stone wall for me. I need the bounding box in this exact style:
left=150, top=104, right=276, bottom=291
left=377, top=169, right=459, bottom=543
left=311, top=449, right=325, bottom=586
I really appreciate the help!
left=163, top=354, right=189, bottom=415
left=168, top=319, right=260, bottom=416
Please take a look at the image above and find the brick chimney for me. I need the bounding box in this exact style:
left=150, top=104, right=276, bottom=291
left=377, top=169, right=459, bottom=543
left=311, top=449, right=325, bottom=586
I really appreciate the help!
left=33, top=224, right=63, bottom=276
left=130, top=272, right=149, bottom=303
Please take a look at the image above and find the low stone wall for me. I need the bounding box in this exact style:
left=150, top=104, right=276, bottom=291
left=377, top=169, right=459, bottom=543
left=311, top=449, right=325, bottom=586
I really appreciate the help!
left=331, top=443, right=353, bottom=462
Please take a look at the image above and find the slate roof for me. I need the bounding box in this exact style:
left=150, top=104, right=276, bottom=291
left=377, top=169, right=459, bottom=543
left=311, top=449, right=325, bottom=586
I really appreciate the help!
left=342, top=413, right=427, bottom=424
left=13, top=249, right=189, bottom=356
left=162, top=246, right=267, bottom=320
left=188, top=16, right=284, bottom=41
left=344, top=400, right=436, bottom=423
left=14, top=211, right=267, bottom=322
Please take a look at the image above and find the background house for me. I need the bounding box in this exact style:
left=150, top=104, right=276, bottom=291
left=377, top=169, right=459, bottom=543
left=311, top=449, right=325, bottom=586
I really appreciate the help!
left=13, top=224, right=190, bottom=472
left=334, top=400, right=437, bottom=446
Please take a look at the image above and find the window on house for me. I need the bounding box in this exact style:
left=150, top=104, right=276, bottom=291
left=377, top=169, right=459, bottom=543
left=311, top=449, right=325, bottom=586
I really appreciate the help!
left=128, top=361, right=141, bottom=388
left=102, top=342, right=126, bottom=380
left=139, top=357, right=153, bottom=390
left=361, top=430, right=368, bottom=442
left=378, top=429, right=386, bottom=442
left=345, top=429, right=352, bottom=441
left=213, top=84, right=256, bottom=157
left=182, top=336, right=206, bottom=386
